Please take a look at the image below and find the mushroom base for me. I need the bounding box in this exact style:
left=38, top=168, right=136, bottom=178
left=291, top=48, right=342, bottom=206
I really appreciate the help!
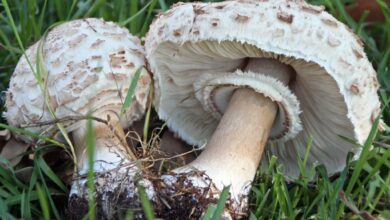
left=150, top=171, right=247, bottom=220
left=67, top=171, right=155, bottom=220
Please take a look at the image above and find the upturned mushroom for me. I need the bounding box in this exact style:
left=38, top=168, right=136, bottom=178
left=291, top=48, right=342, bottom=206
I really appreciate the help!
left=145, top=0, right=382, bottom=218
left=4, top=18, right=152, bottom=218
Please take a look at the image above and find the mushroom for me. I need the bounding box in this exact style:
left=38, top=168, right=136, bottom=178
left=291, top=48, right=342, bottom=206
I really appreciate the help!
left=4, top=18, right=152, bottom=218
left=145, top=0, right=381, bottom=218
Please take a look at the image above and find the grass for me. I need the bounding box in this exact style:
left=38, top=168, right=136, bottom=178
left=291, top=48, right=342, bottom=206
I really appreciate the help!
left=0, top=0, right=389, bottom=219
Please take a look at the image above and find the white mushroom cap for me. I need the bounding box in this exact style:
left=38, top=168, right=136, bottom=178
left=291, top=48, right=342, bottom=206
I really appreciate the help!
left=145, top=0, right=381, bottom=178
left=5, top=18, right=150, bottom=140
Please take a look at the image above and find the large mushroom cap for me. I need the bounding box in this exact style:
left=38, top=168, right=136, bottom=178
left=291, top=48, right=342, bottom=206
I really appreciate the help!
left=145, top=0, right=381, bottom=178
left=5, top=18, right=150, bottom=140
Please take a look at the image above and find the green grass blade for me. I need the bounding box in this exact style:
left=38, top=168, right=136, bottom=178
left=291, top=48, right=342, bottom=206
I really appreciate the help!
left=66, top=0, right=78, bottom=20
left=35, top=23, right=78, bottom=168
left=35, top=152, right=67, bottom=192
left=85, top=0, right=106, bottom=17
left=211, top=186, right=230, bottom=220
left=202, top=204, right=217, bottom=220
left=203, top=186, right=230, bottom=220
left=138, top=185, right=155, bottom=220
left=36, top=184, right=50, bottom=220
left=336, top=117, right=381, bottom=218
left=20, top=190, right=29, bottom=219
left=124, top=210, right=134, bottom=220
left=159, top=0, right=168, bottom=11
left=143, top=82, right=153, bottom=146
left=129, top=0, right=140, bottom=33
left=1, top=0, right=28, bottom=60
left=86, top=116, right=96, bottom=220
left=0, top=198, right=15, bottom=220
left=0, top=123, right=66, bottom=148
left=140, top=0, right=159, bottom=36
left=37, top=0, right=48, bottom=39
left=34, top=153, right=61, bottom=220
left=346, top=117, right=380, bottom=194
left=53, top=0, right=65, bottom=20
left=120, top=1, right=152, bottom=27
left=120, top=67, right=142, bottom=117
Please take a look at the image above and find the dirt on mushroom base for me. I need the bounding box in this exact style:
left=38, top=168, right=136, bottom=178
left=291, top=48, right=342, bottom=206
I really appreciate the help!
left=150, top=171, right=247, bottom=220
left=66, top=166, right=245, bottom=219
left=66, top=171, right=148, bottom=220
left=66, top=126, right=207, bottom=220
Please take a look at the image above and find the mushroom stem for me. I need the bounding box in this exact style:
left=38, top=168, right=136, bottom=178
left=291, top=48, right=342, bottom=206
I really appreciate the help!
left=68, top=114, right=148, bottom=219
left=72, top=115, right=136, bottom=178
left=176, top=58, right=293, bottom=199
left=188, top=88, right=276, bottom=194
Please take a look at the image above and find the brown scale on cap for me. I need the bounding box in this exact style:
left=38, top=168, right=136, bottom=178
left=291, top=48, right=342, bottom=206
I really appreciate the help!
left=126, top=62, right=135, bottom=68
left=194, top=5, right=206, bottom=15
left=349, top=83, right=361, bottom=95
left=352, top=48, right=364, bottom=59
left=26, top=79, right=37, bottom=87
left=47, top=43, right=63, bottom=54
left=321, top=18, right=338, bottom=27
left=234, top=14, right=250, bottom=23
left=57, top=92, right=78, bottom=106
left=157, top=24, right=167, bottom=36
left=90, top=39, right=105, bottom=49
left=173, top=29, right=182, bottom=37
left=339, top=58, right=353, bottom=68
left=68, top=34, right=87, bottom=48
left=372, top=76, right=380, bottom=89
left=63, top=28, right=79, bottom=37
left=139, top=74, right=151, bottom=87
left=327, top=35, right=341, bottom=47
left=48, top=95, right=59, bottom=110
left=5, top=92, right=15, bottom=107
left=91, top=55, right=102, bottom=60
left=72, top=87, right=83, bottom=94
left=109, top=54, right=127, bottom=69
left=66, top=61, right=76, bottom=71
left=65, top=82, right=77, bottom=90
left=91, top=67, right=103, bottom=73
left=214, top=5, right=225, bottom=10
left=107, top=73, right=128, bottom=80
left=130, top=48, right=144, bottom=58
left=277, top=11, right=294, bottom=23
left=50, top=57, right=61, bottom=67
left=52, top=72, right=68, bottom=83
left=211, top=18, right=220, bottom=27
left=71, top=70, right=87, bottom=80
left=29, top=114, right=41, bottom=123
left=138, top=92, right=147, bottom=101
left=301, top=4, right=325, bottom=14
left=104, top=32, right=130, bottom=41
left=79, top=74, right=98, bottom=89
